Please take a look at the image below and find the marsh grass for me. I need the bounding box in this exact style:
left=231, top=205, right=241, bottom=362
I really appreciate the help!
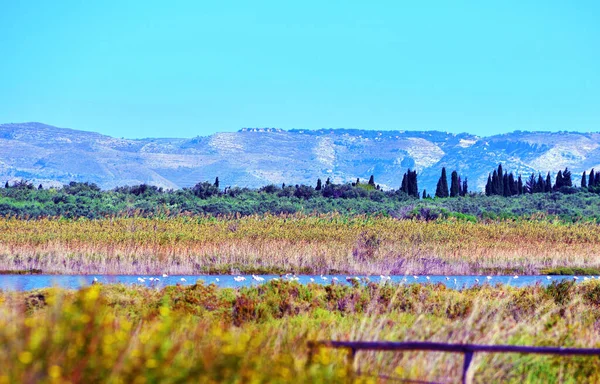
left=1, top=215, right=599, bottom=275
left=3, top=281, right=600, bottom=382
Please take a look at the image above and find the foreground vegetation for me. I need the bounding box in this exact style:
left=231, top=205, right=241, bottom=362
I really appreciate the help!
left=1, top=215, right=599, bottom=275
left=2, top=280, right=600, bottom=383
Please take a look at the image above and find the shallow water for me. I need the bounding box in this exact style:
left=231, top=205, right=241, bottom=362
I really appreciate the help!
left=0, top=274, right=592, bottom=291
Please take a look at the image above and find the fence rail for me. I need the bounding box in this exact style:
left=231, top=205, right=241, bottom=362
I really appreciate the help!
left=307, top=340, right=600, bottom=384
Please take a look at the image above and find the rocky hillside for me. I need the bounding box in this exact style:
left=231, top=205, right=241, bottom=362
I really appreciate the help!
left=1, top=122, right=599, bottom=193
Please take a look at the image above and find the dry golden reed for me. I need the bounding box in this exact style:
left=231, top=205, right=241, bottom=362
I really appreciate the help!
left=1, top=214, right=599, bottom=275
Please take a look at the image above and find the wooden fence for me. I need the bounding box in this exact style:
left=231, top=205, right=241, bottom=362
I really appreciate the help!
left=307, top=340, right=600, bottom=384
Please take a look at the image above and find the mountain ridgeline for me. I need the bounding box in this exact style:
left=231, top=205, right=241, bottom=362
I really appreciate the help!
left=2, top=122, right=600, bottom=194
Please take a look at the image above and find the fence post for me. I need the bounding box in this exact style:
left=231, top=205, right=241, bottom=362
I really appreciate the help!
left=347, top=347, right=356, bottom=383
left=462, top=350, right=474, bottom=384
left=306, top=342, right=316, bottom=369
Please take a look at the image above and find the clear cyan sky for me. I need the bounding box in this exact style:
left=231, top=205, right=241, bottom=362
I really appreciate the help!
left=1, top=1, right=599, bottom=138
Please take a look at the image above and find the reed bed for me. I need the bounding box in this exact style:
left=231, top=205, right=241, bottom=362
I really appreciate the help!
left=1, top=214, right=600, bottom=275
left=2, top=280, right=600, bottom=383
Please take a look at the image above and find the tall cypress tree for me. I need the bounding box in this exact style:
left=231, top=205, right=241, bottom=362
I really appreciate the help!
left=497, top=164, right=504, bottom=195
left=492, top=170, right=499, bottom=195
left=536, top=173, right=545, bottom=193
left=545, top=172, right=552, bottom=192
left=422, top=189, right=427, bottom=199
left=526, top=173, right=535, bottom=193
left=554, top=171, right=563, bottom=190
left=409, top=170, right=418, bottom=197
left=315, top=178, right=322, bottom=191
left=562, top=168, right=572, bottom=187
left=450, top=170, right=460, bottom=197
left=368, top=175, right=375, bottom=186
left=508, top=173, right=517, bottom=196
left=581, top=171, right=587, bottom=188
left=517, top=175, right=524, bottom=195
left=457, top=176, right=463, bottom=196
left=435, top=167, right=449, bottom=198
left=503, top=173, right=510, bottom=197
left=461, top=178, right=468, bottom=196
left=589, top=169, right=596, bottom=187
left=485, top=174, right=492, bottom=196
left=400, top=173, right=408, bottom=194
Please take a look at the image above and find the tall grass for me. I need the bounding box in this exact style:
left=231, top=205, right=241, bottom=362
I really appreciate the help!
left=1, top=215, right=599, bottom=275
left=2, top=281, right=600, bottom=383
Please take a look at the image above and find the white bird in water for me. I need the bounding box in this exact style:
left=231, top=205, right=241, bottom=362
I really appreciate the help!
left=513, top=275, right=519, bottom=279
left=310, top=278, right=315, bottom=282
left=332, top=277, right=339, bottom=281
left=486, top=276, right=492, bottom=281
left=149, top=277, right=154, bottom=281
left=546, top=276, right=552, bottom=280
left=425, top=276, right=430, bottom=281
left=180, top=278, right=186, bottom=282
left=234, top=276, right=245, bottom=282
left=252, top=275, right=265, bottom=282
left=162, top=274, right=168, bottom=278
left=93, top=277, right=98, bottom=282
left=321, top=275, right=327, bottom=281
left=137, top=277, right=145, bottom=283
left=215, top=278, right=220, bottom=282
left=445, top=276, right=450, bottom=281
left=475, top=278, right=480, bottom=283
left=574, top=276, right=579, bottom=280
left=413, top=276, right=418, bottom=280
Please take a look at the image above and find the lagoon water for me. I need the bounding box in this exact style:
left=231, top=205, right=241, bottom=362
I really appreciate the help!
left=0, top=274, right=590, bottom=291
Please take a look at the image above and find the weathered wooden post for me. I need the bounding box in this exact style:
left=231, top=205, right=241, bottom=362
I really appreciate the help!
left=462, top=350, right=474, bottom=384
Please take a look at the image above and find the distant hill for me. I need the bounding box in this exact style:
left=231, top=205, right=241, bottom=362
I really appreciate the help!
left=1, top=122, right=599, bottom=192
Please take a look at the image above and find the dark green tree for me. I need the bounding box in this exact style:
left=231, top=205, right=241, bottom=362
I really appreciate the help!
left=461, top=177, right=468, bottom=196
left=517, top=175, right=524, bottom=195
left=491, top=170, right=499, bottom=195
left=450, top=171, right=460, bottom=197
left=581, top=171, right=587, bottom=188
left=554, top=171, right=563, bottom=190
left=508, top=173, right=518, bottom=196
left=4, top=181, right=8, bottom=188
left=503, top=173, right=510, bottom=197
left=497, top=164, right=504, bottom=195
left=368, top=175, right=375, bottom=186
left=589, top=169, right=596, bottom=187
left=435, top=167, right=449, bottom=198
left=315, top=178, right=322, bottom=191
left=214, top=177, right=220, bottom=188
left=526, top=173, right=535, bottom=193
left=535, top=173, right=545, bottom=193
left=485, top=174, right=492, bottom=196
left=545, top=172, right=552, bottom=192
left=422, top=189, right=427, bottom=199
left=562, top=168, right=572, bottom=187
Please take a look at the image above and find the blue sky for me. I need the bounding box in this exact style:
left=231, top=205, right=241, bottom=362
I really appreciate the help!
left=1, top=1, right=599, bottom=138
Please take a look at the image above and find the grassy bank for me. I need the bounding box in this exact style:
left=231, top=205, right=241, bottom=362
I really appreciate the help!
left=1, top=215, right=600, bottom=275
left=2, top=281, right=600, bottom=383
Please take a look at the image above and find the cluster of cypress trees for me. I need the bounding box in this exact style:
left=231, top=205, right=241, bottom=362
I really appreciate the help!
left=485, top=164, right=576, bottom=196
left=400, top=169, right=419, bottom=197
left=580, top=169, right=600, bottom=189
left=485, top=164, right=524, bottom=196
left=434, top=167, right=468, bottom=198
